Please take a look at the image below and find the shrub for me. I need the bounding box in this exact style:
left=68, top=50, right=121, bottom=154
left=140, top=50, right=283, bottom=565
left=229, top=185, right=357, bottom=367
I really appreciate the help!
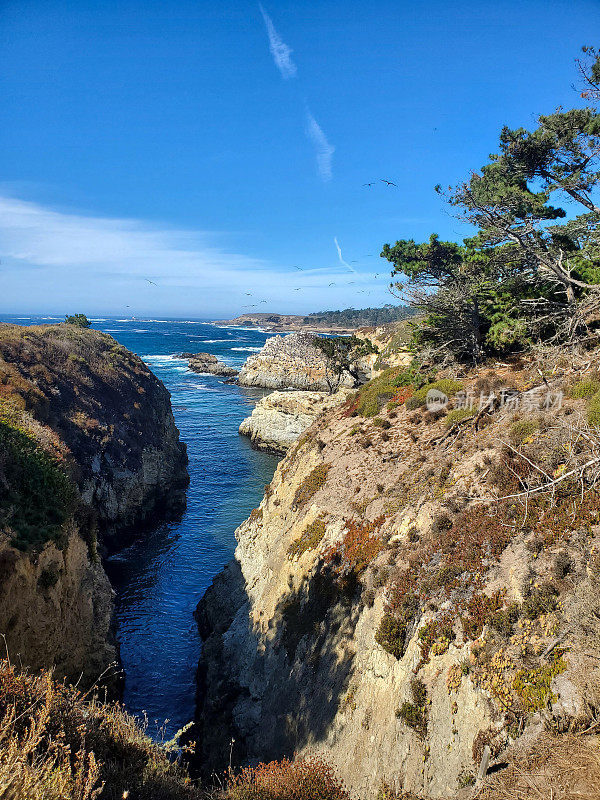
left=406, top=379, right=463, bottom=410
left=512, top=651, right=567, bottom=712
left=0, top=420, right=76, bottom=551
left=353, top=368, right=403, bottom=417
left=588, top=391, right=600, bottom=427
left=288, top=515, right=327, bottom=559
left=292, top=464, right=331, bottom=509
left=373, top=417, right=391, bottom=429
left=64, top=314, right=91, bottom=328
left=226, top=756, right=349, bottom=800
left=444, top=408, right=474, bottom=428
left=569, top=379, right=600, bottom=399
left=395, top=679, right=428, bottom=737
left=324, top=516, right=385, bottom=575
left=522, top=585, right=558, bottom=620
left=509, top=418, right=540, bottom=446
left=38, top=564, right=60, bottom=592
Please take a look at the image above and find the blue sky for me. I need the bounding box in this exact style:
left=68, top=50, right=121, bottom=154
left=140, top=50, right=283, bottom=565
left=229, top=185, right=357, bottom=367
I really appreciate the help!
left=0, top=0, right=598, bottom=318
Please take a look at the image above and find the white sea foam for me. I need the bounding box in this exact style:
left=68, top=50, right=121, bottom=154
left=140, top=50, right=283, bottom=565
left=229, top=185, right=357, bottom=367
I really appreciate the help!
left=231, top=346, right=263, bottom=352
left=133, top=329, right=150, bottom=333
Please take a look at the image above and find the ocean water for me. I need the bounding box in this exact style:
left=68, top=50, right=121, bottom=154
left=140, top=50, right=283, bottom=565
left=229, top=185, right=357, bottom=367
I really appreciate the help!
left=0, top=315, right=279, bottom=736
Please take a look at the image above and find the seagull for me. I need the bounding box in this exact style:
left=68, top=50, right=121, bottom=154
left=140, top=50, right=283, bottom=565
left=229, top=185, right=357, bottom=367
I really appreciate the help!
left=245, top=292, right=253, bottom=296
left=294, top=266, right=303, bottom=271
left=293, top=287, right=301, bottom=291
left=363, top=182, right=376, bottom=187
left=381, top=179, right=397, bottom=187
left=260, top=300, right=267, bottom=304
left=145, top=279, right=158, bottom=286
left=328, top=282, right=336, bottom=286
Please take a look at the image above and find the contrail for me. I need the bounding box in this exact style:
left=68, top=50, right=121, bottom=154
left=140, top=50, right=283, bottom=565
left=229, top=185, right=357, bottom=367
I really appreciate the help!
left=306, top=110, right=334, bottom=182
left=334, top=237, right=357, bottom=273
left=259, top=4, right=297, bottom=79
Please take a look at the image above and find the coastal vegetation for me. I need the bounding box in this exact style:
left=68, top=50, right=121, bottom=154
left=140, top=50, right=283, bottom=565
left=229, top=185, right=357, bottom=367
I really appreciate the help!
left=382, top=46, right=600, bottom=365
left=304, top=306, right=416, bottom=328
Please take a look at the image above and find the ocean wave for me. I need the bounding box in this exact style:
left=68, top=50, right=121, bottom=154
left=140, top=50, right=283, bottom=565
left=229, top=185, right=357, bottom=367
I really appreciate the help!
left=231, top=346, right=263, bottom=352
left=103, top=329, right=123, bottom=332
left=201, top=339, right=230, bottom=343
left=215, top=325, right=266, bottom=333
left=133, top=329, right=150, bottom=333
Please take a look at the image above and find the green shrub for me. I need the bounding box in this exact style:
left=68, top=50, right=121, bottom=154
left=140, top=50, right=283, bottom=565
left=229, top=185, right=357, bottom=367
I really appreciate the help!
left=395, top=678, right=428, bottom=737
left=588, top=391, right=600, bottom=427
left=569, top=379, right=600, bottom=399
left=38, top=564, right=60, bottom=592
left=406, top=379, right=463, bottom=410
left=292, top=464, right=331, bottom=509
left=444, top=408, right=474, bottom=428
left=373, top=417, right=391, bottom=429
left=354, top=368, right=403, bottom=417
left=375, top=613, right=407, bottom=659
left=0, top=420, right=76, bottom=551
left=64, top=314, right=91, bottom=328
left=509, top=417, right=541, bottom=445
left=288, top=515, right=327, bottom=558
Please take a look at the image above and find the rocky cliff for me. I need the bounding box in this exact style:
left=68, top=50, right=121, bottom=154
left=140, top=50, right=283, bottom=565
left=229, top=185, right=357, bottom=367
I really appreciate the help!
left=237, top=332, right=359, bottom=391
left=195, top=353, right=600, bottom=797
left=0, top=322, right=188, bottom=681
left=239, top=389, right=352, bottom=453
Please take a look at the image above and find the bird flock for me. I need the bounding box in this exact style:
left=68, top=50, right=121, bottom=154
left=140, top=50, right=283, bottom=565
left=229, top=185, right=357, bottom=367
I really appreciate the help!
left=137, top=178, right=397, bottom=314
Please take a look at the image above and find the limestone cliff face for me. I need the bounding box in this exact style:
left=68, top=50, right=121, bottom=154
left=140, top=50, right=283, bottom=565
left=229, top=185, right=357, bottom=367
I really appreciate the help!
left=237, top=333, right=358, bottom=391
left=0, top=322, right=188, bottom=681
left=196, top=357, right=600, bottom=797
left=238, top=389, right=351, bottom=453
left=0, top=527, right=115, bottom=685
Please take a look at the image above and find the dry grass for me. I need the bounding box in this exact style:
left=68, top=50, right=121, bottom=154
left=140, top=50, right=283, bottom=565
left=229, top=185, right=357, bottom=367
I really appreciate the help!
left=0, top=659, right=201, bottom=800
left=478, top=734, right=600, bottom=800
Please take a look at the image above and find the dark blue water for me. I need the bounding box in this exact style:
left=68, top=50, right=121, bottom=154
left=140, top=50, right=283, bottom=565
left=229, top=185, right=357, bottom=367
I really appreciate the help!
left=0, top=314, right=279, bottom=736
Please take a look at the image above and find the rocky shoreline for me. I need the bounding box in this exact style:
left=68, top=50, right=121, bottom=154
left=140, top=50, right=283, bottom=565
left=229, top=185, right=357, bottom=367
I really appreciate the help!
left=178, top=351, right=239, bottom=377
left=239, top=389, right=352, bottom=453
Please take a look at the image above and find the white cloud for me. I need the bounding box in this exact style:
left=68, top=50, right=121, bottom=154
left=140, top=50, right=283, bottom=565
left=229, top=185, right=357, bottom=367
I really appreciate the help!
left=259, top=4, right=297, bottom=80
left=0, top=195, right=390, bottom=315
left=306, top=110, right=335, bottom=182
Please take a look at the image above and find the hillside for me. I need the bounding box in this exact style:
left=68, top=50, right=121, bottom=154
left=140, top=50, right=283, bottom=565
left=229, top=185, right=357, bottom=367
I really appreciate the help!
left=195, top=345, right=600, bottom=798
left=0, top=322, right=188, bottom=683
left=214, top=306, right=416, bottom=333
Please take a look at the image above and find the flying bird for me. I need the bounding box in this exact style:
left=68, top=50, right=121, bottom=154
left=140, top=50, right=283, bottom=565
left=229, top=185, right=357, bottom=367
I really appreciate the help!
left=380, top=179, right=397, bottom=187
left=363, top=182, right=376, bottom=187
left=294, top=266, right=303, bottom=271
left=245, top=292, right=253, bottom=296
left=293, top=287, right=301, bottom=291
left=145, top=279, right=157, bottom=286
left=328, top=282, right=336, bottom=286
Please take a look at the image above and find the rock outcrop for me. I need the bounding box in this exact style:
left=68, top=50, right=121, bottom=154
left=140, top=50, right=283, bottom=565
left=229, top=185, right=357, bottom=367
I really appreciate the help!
left=0, top=322, right=188, bottom=682
left=178, top=352, right=238, bottom=377
left=195, top=355, right=600, bottom=797
left=239, top=389, right=351, bottom=453
left=237, top=333, right=358, bottom=391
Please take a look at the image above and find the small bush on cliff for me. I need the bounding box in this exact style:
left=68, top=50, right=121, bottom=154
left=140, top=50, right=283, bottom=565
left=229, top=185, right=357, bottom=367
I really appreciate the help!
left=0, top=420, right=76, bottom=551
left=292, top=464, right=331, bottom=509
left=64, top=313, right=91, bottom=328
left=395, top=678, right=428, bottom=738
left=288, top=514, right=328, bottom=558
left=226, top=756, right=349, bottom=800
